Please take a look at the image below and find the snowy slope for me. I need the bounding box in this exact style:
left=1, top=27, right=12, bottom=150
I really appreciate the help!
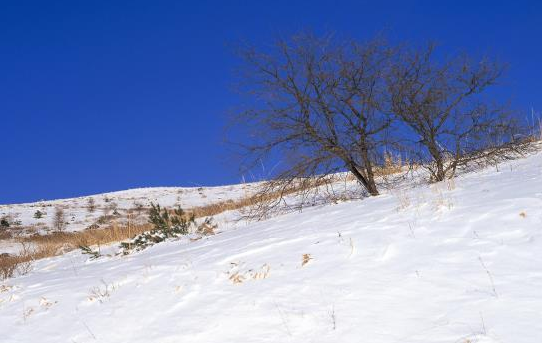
left=0, top=183, right=258, bottom=234
left=1, top=153, right=542, bottom=343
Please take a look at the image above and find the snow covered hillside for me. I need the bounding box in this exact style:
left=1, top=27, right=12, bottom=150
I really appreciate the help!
left=1, top=153, right=542, bottom=343
left=0, top=183, right=258, bottom=233
left=0, top=183, right=260, bottom=254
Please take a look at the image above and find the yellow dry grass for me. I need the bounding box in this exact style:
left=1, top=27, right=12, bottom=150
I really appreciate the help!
left=301, top=253, right=313, bottom=266
left=1, top=190, right=278, bottom=280
left=1, top=156, right=409, bottom=280
left=1, top=221, right=155, bottom=279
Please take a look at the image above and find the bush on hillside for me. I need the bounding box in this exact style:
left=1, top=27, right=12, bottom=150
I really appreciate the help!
left=120, top=203, right=196, bottom=253
left=0, top=217, right=9, bottom=228
left=87, top=197, right=96, bottom=213
left=79, top=245, right=101, bottom=260
left=53, top=207, right=66, bottom=232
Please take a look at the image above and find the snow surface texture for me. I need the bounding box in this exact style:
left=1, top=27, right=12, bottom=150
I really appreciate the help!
left=1, top=153, right=542, bottom=342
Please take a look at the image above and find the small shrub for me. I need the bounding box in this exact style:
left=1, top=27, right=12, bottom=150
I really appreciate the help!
left=0, top=217, right=10, bottom=228
left=197, top=217, right=218, bottom=235
left=53, top=207, right=66, bottom=232
left=0, top=243, right=35, bottom=280
left=87, top=197, right=96, bottom=213
left=148, top=203, right=195, bottom=234
left=79, top=245, right=101, bottom=259
left=120, top=203, right=195, bottom=253
left=0, top=256, right=18, bottom=280
left=86, top=224, right=100, bottom=230
left=96, top=215, right=112, bottom=225
left=34, top=210, right=44, bottom=219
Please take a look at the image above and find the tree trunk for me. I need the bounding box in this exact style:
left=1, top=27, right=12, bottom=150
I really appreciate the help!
left=348, top=163, right=379, bottom=196
left=427, top=140, right=446, bottom=181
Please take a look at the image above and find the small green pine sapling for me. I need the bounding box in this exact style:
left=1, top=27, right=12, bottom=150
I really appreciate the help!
left=0, top=217, right=9, bottom=228
left=120, top=203, right=196, bottom=253
left=79, top=245, right=101, bottom=259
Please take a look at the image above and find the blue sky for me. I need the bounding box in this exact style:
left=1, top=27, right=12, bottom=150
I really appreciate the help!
left=1, top=1, right=541, bottom=204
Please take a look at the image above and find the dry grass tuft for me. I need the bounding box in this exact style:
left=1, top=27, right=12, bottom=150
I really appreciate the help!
left=228, top=271, right=246, bottom=284
left=0, top=243, right=37, bottom=279
left=227, top=262, right=271, bottom=284
left=301, top=253, right=313, bottom=266
left=0, top=230, right=13, bottom=240
left=375, top=152, right=405, bottom=176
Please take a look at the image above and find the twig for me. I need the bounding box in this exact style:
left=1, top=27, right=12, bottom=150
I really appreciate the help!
left=83, top=321, right=97, bottom=340
left=478, top=256, right=498, bottom=298
left=330, top=304, right=336, bottom=330
left=274, top=302, right=292, bottom=336
left=479, top=311, right=487, bottom=335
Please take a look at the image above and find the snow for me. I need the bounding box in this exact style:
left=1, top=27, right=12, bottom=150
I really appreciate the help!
left=0, top=183, right=259, bottom=238
left=1, top=153, right=542, bottom=342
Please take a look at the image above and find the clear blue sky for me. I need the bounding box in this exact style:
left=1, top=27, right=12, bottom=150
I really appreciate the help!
left=1, top=1, right=541, bottom=204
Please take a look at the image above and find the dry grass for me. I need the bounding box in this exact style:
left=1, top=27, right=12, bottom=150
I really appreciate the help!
left=0, top=181, right=324, bottom=280
left=343, top=153, right=410, bottom=181
left=226, top=262, right=271, bottom=284
left=1, top=221, right=153, bottom=280
left=0, top=230, right=13, bottom=240
left=188, top=179, right=332, bottom=219
left=0, top=192, right=269, bottom=280
left=0, top=255, right=25, bottom=279
left=0, top=156, right=409, bottom=280
left=22, top=221, right=153, bottom=250
left=0, top=243, right=37, bottom=279
left=376, top=152, right=405, bottom=176
left=301, top=253, right=313, bottom=266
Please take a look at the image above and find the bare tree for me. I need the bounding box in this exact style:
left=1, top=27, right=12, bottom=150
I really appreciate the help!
left=388, top=44, right=528, bottom=181
left=87, top=197, right=96, bottom=213
left=53, top=207, right=66, bottom=232
left=232, top=34, right=533, bottom=218
left=233, top=32, right=398, bottom=205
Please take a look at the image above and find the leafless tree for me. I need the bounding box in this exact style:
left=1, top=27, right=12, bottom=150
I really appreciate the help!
left=53, top=207, right=66, bottom=232
left=232, top=34, right=534, bottom=218
left=233, top=32, right=398, bottom=209
left=387, top=44, right=530, bottom=181
left=87, top=197, right=96, bottom=213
